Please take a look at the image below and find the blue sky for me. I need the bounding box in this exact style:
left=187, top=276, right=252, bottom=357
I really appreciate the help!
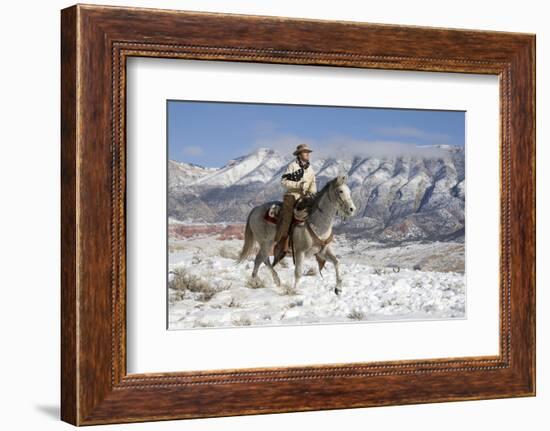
left=168, top=100, right=465, bottom=168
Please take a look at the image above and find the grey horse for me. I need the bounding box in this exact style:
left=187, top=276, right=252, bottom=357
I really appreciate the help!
left=238, top=175, right=356, bottom=294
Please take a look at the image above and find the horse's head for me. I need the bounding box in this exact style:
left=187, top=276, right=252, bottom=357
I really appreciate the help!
left=331, top=175, right=356, bottom=217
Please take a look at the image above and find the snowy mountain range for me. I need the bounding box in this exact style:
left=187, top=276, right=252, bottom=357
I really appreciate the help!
left=168, top=146, right=465, bottom=242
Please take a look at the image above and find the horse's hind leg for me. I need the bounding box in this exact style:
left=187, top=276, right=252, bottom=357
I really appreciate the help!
left=251, top=252, right=263, bottom=278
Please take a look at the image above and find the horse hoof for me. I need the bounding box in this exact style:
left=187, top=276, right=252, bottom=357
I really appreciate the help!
left=334, top=287, right=341, bottom=295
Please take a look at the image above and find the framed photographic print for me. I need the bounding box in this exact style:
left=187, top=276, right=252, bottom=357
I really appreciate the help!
left=165, top=101, right=467, bottom=329
left=61, top=4, right=536, bottom=426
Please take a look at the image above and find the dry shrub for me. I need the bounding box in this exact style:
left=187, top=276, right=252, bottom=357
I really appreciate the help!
left=227, top=297, right=242, bottom=308
left=170, top=267, right=218, bottom=301
left=232, top=315, right=252, bottom=326
left=347, top=309, right=366, bottom=321
left=279, top=283, right=298, bottom=296
left=193, top=320, right=215, bottom=328
left=168, top=242, right=186, bottom=253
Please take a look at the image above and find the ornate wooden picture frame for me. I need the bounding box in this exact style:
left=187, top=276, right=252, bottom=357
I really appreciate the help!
left=61, top=4, right=535, bottom=425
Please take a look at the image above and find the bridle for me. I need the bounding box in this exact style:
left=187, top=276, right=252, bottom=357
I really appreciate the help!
left=329, top=183, right=352, bottom=215
left=309, top=181, right=350, bottom=216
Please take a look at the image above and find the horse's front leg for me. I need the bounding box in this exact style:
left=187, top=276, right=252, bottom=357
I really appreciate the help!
left=293, top=250, right=305, bottom=290
left=324, top=246, right=342, bottom=294
left=264, top=257, right=281, bottom=286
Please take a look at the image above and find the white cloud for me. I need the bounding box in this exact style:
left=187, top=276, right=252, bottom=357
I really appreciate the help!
left=253, top=132, right=454, bottom=159
left=249, top=120, right=458, bottom=160
left=181, top=145, right=203, bottom=156
left=374, top=126, right=451, bottom=143
left=314, top=137, right=454, bottom=158
left=252, top=133, right=313, bottom=156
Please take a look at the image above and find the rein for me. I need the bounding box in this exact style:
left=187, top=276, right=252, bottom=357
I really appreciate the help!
left=306, top=222, right=334, bottom=247
left=289, top=221, right=333, bottom=266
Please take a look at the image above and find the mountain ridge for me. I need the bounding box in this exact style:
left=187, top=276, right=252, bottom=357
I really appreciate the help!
left=168, top=146, right=465, bottom=242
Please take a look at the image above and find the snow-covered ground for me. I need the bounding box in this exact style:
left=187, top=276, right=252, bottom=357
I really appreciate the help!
left=168, top=230, right=465, bottom=330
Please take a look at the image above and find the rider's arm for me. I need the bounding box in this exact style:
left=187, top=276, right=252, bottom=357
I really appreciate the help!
left=281, top=162, right=303, bottom=193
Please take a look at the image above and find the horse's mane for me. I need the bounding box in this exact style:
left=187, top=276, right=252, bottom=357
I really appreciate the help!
left=295, top=178, right=334, bottom=214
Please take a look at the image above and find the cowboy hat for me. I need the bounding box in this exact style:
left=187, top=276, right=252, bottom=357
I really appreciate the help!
left=293, top=144, right=313, bottom=156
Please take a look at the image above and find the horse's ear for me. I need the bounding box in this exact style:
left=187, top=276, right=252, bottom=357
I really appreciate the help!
left=336, top=175, right=348, bottom=186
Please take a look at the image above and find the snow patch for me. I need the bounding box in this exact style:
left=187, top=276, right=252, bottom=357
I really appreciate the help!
left=168, top=234, right=465, bottom=330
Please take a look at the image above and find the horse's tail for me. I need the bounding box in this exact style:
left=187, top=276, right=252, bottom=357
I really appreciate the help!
left=237, top=211, right=255, bottom=263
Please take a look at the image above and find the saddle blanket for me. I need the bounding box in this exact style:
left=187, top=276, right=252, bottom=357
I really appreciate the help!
left=263, top=204, right=281, bottom=224
left=263, top=203, right=309, bottom=225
